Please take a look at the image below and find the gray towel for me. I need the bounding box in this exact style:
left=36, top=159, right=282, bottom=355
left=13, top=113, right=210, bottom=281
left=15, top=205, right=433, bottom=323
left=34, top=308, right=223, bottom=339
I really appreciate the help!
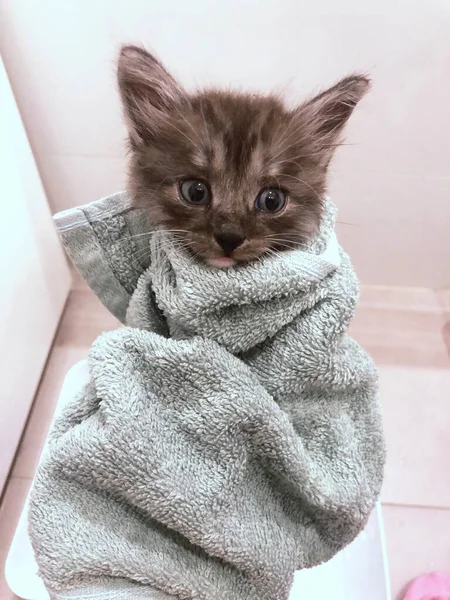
left=29, top=192, right=384, bottom=600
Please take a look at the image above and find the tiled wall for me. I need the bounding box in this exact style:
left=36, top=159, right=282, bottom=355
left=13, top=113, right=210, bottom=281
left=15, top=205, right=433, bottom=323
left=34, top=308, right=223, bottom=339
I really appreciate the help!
left=0, top=0, right=449, bottom=287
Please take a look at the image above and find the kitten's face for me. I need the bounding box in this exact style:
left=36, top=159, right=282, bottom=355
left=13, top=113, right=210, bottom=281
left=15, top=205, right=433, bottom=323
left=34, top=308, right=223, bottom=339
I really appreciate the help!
left=118, top=47, right=369, bottom=267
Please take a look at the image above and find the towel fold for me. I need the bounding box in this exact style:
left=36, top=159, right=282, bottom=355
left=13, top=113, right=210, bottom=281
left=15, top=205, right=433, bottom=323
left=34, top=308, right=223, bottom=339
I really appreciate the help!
left=29, top=192, right=384, bottom=600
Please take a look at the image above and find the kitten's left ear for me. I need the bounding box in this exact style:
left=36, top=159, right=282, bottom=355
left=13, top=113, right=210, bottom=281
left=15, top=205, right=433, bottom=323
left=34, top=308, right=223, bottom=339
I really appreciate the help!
left=295, top=74, right=370, bottom=164
left=117, top=45, right=187, bottom=146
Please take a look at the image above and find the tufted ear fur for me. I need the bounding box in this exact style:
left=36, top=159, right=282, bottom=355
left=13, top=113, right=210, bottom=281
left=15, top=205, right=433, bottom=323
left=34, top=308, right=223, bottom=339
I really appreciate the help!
left=117, top=45, right=187, bottom=146
left=293, top=74, right=370, bottom=166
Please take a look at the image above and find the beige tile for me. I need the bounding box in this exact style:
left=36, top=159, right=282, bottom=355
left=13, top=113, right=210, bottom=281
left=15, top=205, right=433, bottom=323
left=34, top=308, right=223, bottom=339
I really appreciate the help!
left=12, top=287, right=119, bottom=479
left=436, top=289, right=450, bottom=312
left=69, top=266, right=85, bottom=291
left=334, top=174, right=450, bottom=288
left=55, top=287, right=120, bottom=349
left=359, top=285, right=442, bottom=313
left=0, top=477, right=32, bottom=600
left=380, top=365, right=450, bottom=508
left=443, top=317, right=450, bottom=360
left=353, top=287, right=450, bottom=509
left=382, top=504, right=450, bottom=600
left=350, top=305, right=449, bottom=369
left=11, top=346, right=88, bottom=479
left=436, top=291, right=450, bottom=360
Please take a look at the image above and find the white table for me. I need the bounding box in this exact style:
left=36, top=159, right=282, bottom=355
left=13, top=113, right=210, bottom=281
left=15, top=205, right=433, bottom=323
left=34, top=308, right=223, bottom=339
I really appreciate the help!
left=6, top=361, right=391, bottom=600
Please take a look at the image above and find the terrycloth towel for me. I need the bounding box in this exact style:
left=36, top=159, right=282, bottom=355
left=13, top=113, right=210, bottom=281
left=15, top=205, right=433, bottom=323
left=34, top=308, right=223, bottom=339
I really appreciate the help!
left=29, top=192, right=385, bottom=600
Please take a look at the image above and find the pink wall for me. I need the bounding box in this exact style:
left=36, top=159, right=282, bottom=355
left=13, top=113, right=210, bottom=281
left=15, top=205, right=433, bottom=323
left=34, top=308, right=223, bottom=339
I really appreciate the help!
left=1, top=0, right=449, bottom=287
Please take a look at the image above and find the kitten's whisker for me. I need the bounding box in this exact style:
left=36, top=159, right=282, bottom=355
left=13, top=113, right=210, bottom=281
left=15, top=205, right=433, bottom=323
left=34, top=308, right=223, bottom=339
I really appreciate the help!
left=118, top=240, right=180, bottom=256
left=270, top=138, right=355, bottom=166
left=264, top=233, right=306, bottom=246
left=100, top=230, right=191, bottom=252
left=264, top=234, right=310, bottom=248
left=131, top=245, right=157, bottom=259
left=271, top=243, right=305, bottom=253
left=271, top=242, right=301, bottom=251
left=271, top=119, right=312, bottom=160
left=173, top=104, right=204, bottom=148
left=190, top=251, right=203, bottom=264
left=277, top=173, right=322, bottom=201
left=159, top=228, right=191, bottom=234
left=126, top=229, right=190, bottom=240
left=265, top=236, right=302, bottom=245
left=269, top=153, right=309, bottom=169
left=272, top=119, right=301, bottom=153
left=130, top=249, right=153, bottom=266
left=198, top=97, right=213, bottom=153
left=322, top=142, right=356, bottom=148
left=270, top=148, right=350, bottom=167
left=127, top=235, right=190, bottom=261
left=273, top=174, right=282, bottom=192
left=276, top=160, right=304, bottom=173
left=163, top=119, right=202, bottom=154
left=265, top=241, right=308, bottom=251
left=264, top=248, right=283, bottom=261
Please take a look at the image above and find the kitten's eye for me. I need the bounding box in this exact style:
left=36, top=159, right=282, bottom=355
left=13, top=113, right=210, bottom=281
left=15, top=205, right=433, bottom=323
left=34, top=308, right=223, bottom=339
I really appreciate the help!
left=255, top=188, right=286, bottom=213
left=179, top=180, right=211, bottom=205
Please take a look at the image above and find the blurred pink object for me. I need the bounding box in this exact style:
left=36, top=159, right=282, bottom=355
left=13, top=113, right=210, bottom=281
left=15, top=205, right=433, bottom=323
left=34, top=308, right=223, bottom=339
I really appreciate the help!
left=403, top=572, right=450, bottom=600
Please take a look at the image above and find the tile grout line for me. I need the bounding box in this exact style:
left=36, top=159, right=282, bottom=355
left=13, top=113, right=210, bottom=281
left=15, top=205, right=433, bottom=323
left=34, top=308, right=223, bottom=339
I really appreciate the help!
left=381, top=501, right=450, bottom=512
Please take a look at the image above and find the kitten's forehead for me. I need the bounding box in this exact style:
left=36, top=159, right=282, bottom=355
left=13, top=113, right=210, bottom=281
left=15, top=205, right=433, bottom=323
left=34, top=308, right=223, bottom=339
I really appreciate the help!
left=192, top=91, right=288, bottom=180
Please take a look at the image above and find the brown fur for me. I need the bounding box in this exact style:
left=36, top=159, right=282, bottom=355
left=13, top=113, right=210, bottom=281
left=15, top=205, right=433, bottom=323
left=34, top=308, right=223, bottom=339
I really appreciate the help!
left=118, top=45, right=370, bottom=266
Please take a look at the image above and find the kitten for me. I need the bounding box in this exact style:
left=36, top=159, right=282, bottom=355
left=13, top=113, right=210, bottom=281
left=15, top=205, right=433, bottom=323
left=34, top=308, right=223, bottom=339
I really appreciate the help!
left=117, top=46, right=369, bottom=268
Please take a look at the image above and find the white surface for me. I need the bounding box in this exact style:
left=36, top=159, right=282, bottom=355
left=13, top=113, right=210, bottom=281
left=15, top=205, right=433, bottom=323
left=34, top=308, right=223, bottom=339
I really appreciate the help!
left=0, top=0, right=450, bottom=287
left=290, top=505, right=391, bottom=599
left=0, top=55, right=71, bottom=495
left=6, top=361, right=89, bottom=600
left=6, top=360, right=390, bottom=600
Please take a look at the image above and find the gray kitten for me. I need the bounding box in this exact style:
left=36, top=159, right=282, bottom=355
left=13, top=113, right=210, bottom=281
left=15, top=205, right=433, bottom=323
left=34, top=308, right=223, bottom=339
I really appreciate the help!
left=118, top=46, right=369, bottom=267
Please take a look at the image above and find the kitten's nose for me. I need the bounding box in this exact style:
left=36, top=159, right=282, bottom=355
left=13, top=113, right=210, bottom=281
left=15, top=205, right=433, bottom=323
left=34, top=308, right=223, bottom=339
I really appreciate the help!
left=214, top=233, right=245, bottom=255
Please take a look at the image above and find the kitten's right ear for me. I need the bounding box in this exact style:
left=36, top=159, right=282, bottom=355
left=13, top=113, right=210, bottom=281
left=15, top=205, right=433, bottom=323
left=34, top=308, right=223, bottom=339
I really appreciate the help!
left=117, top=45, right=186, bottom=145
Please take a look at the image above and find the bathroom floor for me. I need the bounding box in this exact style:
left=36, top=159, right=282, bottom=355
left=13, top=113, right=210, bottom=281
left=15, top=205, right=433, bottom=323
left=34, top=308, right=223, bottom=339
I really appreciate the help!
left=1, top=275, right=449, bottom=600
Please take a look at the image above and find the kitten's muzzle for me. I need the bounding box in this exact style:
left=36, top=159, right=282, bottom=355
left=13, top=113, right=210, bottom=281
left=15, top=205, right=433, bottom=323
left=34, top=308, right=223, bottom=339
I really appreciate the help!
left=214, top=233, right=246, bottom=256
